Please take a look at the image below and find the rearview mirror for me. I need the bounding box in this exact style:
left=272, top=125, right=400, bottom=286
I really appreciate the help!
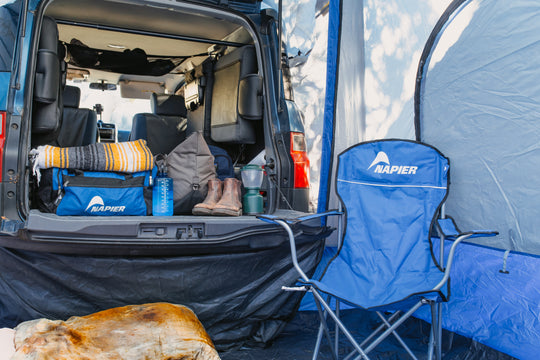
left=89, top=82, right=117, bottom=91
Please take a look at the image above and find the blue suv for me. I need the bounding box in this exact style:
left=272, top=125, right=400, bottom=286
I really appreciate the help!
left=0, top=0, right=326, bottom=350
left=0, top=0, right=315, bottom=253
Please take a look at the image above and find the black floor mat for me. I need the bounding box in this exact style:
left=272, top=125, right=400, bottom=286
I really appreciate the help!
left=219, top=309, right=516, bottom=360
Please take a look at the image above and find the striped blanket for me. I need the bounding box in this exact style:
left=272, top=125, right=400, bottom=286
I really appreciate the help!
left=31, top=140, right=154, bottom=179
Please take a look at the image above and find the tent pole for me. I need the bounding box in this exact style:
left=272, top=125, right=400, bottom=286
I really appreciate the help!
left=277, top=0, right=283, bottom=112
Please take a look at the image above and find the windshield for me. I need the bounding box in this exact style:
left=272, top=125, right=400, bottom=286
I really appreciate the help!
left=69, top=81, right=151, bottom=131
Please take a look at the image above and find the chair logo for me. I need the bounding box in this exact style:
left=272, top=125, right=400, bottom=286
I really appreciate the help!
left=368, top=151, right=418, bottom=174
left=85, top=195, right=126, bottom=213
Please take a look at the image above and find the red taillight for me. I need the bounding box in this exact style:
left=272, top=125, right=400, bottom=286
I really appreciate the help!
left=290, top=132, right=310, bottom=188
left=0, top=111, right=5, bottom=182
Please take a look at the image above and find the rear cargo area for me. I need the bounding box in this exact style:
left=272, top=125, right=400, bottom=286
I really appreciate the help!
left=23, top=0, right=285, bottom=223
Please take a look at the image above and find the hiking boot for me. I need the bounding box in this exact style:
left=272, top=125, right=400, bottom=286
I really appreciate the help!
left=192, top=178, right=222, bottom=215
left=212, top=178, right=242, bottom=216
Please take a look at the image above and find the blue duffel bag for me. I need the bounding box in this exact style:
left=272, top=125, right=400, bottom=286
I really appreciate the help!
left=208, top=145, right=234, bottom=180
left=51, top=168, right=155, bottom=216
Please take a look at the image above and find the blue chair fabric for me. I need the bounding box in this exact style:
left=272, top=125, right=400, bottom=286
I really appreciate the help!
left=258, top=139, right=497, bottom=360
left=312, top=140, right=449, bottom=310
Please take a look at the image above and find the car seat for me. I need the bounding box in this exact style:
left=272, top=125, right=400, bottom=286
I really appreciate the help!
left=130, top=93, right=188, bottom=155
left=209, top=45, right=262, bottom=144
left=31, top=16, right=65, bottom=147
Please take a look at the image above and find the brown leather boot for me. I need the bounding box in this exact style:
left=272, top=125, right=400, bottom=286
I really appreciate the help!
left=192, top=178, right=222, bottom=215
left=212, top=178, right=242, bottom=216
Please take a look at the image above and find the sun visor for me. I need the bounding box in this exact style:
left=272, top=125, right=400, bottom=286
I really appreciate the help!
left=119, top=80, right=166, bottom=99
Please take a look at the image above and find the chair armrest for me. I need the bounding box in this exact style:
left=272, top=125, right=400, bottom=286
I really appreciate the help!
left=437, top=217, right=498, bottom=240
left=257, top=211, right=343, bottom=283
left=433, top=218, right=498, bottom=292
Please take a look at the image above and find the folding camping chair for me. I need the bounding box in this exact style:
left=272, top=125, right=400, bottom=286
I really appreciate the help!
left=259, top=140, right=497, bottom=360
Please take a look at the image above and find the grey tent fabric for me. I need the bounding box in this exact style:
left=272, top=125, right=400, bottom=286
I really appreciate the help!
left=417, top=0, right=540, bottom=255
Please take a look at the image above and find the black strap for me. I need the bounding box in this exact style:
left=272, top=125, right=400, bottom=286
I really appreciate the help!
left=203, top=59, right=215, bottom=141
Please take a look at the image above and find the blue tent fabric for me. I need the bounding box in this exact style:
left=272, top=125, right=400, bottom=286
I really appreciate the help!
left=311, top=140, right=449, bottom=310
left=414, top=240, right=540, bottom=359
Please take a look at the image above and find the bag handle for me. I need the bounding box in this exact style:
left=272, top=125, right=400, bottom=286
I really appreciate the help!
left=155, top=154, right=168, bottom=175
left=66, top=168, right=134, bottom=180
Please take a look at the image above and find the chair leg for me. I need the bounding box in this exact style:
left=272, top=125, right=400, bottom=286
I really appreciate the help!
left=313, top=295, right=338, bottom=360
left=375, top=312, right=418, bottom=360
left=429, top=302, right=443, bottom=360
left=359, top=311, right=401, bottom=348
left=312, top=295, right=333, bottom=360
left=335, top=299, right=340, bottom=355
left=311, top=289, right=371, bottom=360
left=436, top=303, right=443, bottom=360
left=311, top=292, right=430, bottom=360
left=363, top=300, right=424, bottom=355
left=427, top=326, right=434, bottom=360
left=446, top=332, right=455, bottom=352
left=313, top=322, right=325, bottom=360
left=343, top=312, right=402, bottom=360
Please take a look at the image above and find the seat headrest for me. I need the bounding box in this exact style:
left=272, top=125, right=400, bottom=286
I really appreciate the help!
left=63, top=85, right=81, bottom=108
left=39, top=17, right=59, bottom=53
left=151, top=93, right=187, bottom=117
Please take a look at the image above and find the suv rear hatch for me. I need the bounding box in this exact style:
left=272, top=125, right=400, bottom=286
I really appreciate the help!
left=1, top=0, right=318, bottom=255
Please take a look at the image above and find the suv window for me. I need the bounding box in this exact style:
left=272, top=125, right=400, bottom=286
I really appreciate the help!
left=69, top=81, right=151, bottom=131
left=0, top=1, right=20, bottom=72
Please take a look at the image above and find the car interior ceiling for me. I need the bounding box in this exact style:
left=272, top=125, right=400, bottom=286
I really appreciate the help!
left=28, top=1, right=267, bottom=213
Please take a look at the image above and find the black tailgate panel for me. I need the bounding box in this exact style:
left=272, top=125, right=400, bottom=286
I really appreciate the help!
left=7, top=210, right=331, bottom=256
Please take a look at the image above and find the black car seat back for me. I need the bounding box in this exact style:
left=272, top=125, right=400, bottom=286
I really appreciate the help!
left=56, top=85, right=97, bottom=147
left=210, top=45, right=262, bottom=144
left=32, top=16, right=64, bottom=146
left=130, top=93, right=188, bottom=155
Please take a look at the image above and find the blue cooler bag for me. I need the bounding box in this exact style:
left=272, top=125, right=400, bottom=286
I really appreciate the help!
left=52, top=168, right=154, bottom=216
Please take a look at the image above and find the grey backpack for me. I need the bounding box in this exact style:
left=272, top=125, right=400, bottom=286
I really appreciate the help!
left=165, top=132, right=216, bottom=214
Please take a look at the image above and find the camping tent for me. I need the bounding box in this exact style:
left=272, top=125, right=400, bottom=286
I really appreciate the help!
left=287, top=0, right=539, bottom=358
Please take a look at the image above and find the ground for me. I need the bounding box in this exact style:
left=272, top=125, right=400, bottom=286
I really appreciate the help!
left=219, top=309, right=516, bottom=360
